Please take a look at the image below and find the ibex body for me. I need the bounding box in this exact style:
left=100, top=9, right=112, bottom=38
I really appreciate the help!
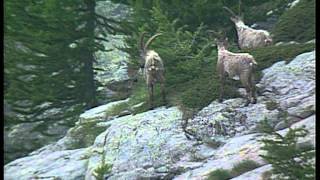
left=139, top=32, right=166, bottom=109
left=224, top=6, right=273, bottom=49
left=216, top=37, right=257, bottom=106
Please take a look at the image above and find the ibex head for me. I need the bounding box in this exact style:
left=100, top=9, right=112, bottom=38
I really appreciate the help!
left=138, top=32, right=163, bottom=68
left=223, top=6, right=243, bottom=24
left=207, top=30, right=228, bottom=50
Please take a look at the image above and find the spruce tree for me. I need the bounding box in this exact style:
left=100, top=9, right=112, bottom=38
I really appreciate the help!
left=4, top=0, right=118, bottom=163
left=259, top=125, right=315, bottom=180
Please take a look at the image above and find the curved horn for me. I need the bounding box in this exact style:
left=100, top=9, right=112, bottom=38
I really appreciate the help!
left=144, top=33, right=162, bottom=51
left=139, top=32, right=147, bottom=51
left=223, top=6, right=237, bottom=17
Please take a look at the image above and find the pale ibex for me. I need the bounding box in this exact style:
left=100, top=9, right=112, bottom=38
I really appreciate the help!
left=223, top=6, right=273, bottom=49
left=209, top=30, right=257, bottom=106
left=138, top=32, right=166, bottom=109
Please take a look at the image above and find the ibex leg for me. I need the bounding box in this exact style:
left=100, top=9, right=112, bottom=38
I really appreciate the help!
left=148, top=84, right=154, bottom=109
left=160, top=82, right=166, bottom=104
left=250, top=75, right=257, bottom=104
left=240, top=73, right=251, bottom=106
left=218, top=75, right=225, bottom=103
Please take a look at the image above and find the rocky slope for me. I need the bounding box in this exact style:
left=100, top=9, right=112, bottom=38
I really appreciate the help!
left=4, top=50, right=315, bottom=180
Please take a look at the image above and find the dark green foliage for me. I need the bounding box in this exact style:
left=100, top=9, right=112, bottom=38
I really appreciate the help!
left=207, top=160, right=261, bottom=180
left=207, top=168, right=233, bottom=180
left=230, top=160, right=260, bottom=177
left=256, top=118, right=275, bottom=134
left=5, top=0, right=97, bottom=123
left=259, top=126, right=315, bottom=179
left=4, top=0, right=119, bottom=163
left=272, top=0, right=315, bottom=43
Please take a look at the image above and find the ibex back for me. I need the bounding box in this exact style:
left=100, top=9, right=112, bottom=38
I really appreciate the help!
left=215, top=36, right=257, bottom=106
left=223, top=6, right=273, bottom=49
left=139, top=32, right=166, bottom=109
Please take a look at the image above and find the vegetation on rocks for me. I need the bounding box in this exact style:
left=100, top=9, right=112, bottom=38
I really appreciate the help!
left=207, top=168, right=233, bottom=180
left=207, top=159, right=261, bottom=180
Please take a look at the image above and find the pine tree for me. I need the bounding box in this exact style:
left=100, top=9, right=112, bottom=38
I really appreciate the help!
left=259, top=125, right=315, bottom=180
left=4, top=0, right=119, bottom=162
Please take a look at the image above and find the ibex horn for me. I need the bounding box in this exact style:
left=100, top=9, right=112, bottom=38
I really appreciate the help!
left=223, top=6, right=237, bottom=17
left=139, top=32, right=147, bottom=51
left=144, top=33, right=163, bottom=51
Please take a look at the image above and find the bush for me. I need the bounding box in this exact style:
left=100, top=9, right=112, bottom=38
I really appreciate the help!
left=207, top=160, right=261, bottom=180
left=259, top=126, right=315, bottom=179
left=207, top=169, right=233, bottom=180
left=272, top=0, right=315, bottom=43
left=230, top=159, right=261, bottom=177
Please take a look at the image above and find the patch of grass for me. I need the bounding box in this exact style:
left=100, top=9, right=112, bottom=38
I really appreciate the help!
left=68, top=121, right=106, bottom=149
left=207, top=168, right=233, bottom=180
left=230, top=159, right=261, bottom=177
left=105, top=101, right=131, bottom=117
left=207, top=160, right=261, bottom=180
left=272, top=0, right=315, bottom=43
left=265, top=100, right=279, bottom=111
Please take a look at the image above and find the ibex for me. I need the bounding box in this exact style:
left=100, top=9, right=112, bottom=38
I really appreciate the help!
left=138, top=32, right=166, bottom=109
left=209, top=31, right=257, bottom=106
left=223, top=6, right=273, bottom=49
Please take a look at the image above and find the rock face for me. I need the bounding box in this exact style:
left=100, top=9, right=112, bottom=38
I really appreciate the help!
left=85, top=107, right=200, bottom=180
left=4, top=51, right=315, bottom=180
left=4, top=103, right=77, bottom=164
left=94, top=1, right=132, bottom=104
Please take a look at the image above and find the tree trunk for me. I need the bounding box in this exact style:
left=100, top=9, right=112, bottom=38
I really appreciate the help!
left=84, top=0, right=97, bottom=109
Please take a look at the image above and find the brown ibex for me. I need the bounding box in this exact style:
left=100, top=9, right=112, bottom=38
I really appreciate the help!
left=209, top=30, right=257, bottom=106
left=223, top=6, right=273, bottom=49
left=138, top=32, right=166, bottom=109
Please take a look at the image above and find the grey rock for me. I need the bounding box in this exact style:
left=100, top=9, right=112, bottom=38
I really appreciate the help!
left=4, top=51, right=315, bottom=180
left=274, top=120, right=288, bottom=131
left=4, top=148, right=89, bottom=180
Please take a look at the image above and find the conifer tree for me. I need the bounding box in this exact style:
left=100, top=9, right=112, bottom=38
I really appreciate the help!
left=259, top=125, right=315, bottom=180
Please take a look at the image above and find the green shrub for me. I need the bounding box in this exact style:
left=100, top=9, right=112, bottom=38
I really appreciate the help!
left=259, top=126, right=315, bottom=179
left=272, top=0, right=315, bottom=43
left=206, top=160, right=261, bottom=180
left=68, top=121, right=107, bottom=149
left=265, top=101, right=279, bottom=111
left=255, top=118, right=275, bottom=134
left=230, top=159, right=261, bottom=177
left=93, top=162, right=113, bottom=180
left=207, top=169, right=233, bottom=180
